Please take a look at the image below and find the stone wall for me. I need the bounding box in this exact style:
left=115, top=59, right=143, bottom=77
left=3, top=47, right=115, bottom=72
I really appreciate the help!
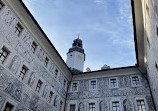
left=0, top=0, right=70, bottom=111
left=66, top=71, right=155, bottom=111
left=143, top=0, right=158, bottom=110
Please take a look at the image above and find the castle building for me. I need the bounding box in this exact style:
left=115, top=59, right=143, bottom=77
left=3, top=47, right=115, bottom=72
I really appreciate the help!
left=0, top=0, right=157, bottom=111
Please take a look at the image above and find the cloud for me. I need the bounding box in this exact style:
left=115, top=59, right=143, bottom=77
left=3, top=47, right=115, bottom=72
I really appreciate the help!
left=94, top=0, right=104, bottom=4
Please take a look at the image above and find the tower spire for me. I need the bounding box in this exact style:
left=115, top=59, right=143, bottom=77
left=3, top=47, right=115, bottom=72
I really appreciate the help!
left=78, top=33, right=80, bottom=39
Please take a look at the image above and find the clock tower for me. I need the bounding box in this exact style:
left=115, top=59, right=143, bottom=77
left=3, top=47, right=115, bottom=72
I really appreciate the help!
left=66, top=35, right=85, bottom=73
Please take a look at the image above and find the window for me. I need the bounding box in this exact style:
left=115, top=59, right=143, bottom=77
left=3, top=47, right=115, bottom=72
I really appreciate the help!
left=0, top=1, right=4, bottom=10
left=60, top=101, right=63, bottom=111
left=31, top=42, right=37, bottom=53
left=155, top=62, right=158, bottom=70
left=3, top=102, right=14, bottom=111
left=55, top=69, right=58, bottom=78
left=132, top=76, right=140, bottom=86
left=64, top=79, right=66, bottom=87
left=49, top=91, right=53, bottom=102
left=89, top=103, right=95, bottom=111
left=44, top=57, right=49, bottom=67
left=0, top=47, right=9, bottom=64
left=112, top=102, right=120, bottom=111
left=14, top=23, right=23, bottom=36
left=72, top=82, right=78, bottom=92
left=90, top=80, right=96, bottom=90
left=110, top=78, right=118, bottom=88
left=35, top=80, right=43, bottom=93
left=70, top=105, right=76, bottom=111
left=137, top=100, right=146, bottom=111
left=19, top=65, right=28, bottom=80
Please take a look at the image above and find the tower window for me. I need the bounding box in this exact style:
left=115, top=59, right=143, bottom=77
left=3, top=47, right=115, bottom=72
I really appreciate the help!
left=110, top=78, right=118, bottom=88
left=14, top=23, right=23, bottom=36
left=19, top=65, right=28, bottom=80
left=31, top=41, right=37, bottom=53
left=90, top=80, right=96, bottom=90
left=0, top=47, right=9, bottom=64
left=55, top=69, right=58, bottom=78
left=44, top=57, right=49, bottom=67
left=35, top=80, right=43, bottom=93
left=112, top=101, right=120, bottom=111
left=72, top=82, right=78, bottom=92
left=131, top=76, right=140, bottom=86
left=49, top=91, right=54, bottom=102
left=0, top=1, right=4, bottom=10
left=3, top=102, right=14, bottom=111
left=89, top=103, right=95, bottom=111
left=70, top=104, right=76, bottom=111
left=137, top=100, right=146, bottom=111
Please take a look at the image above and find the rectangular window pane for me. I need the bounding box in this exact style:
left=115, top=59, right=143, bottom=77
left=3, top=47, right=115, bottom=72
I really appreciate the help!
left=110, top=79, right=117, bottom=88
left=91, top=81, right=96, bottom=89
left=19, top=66, right=27, bottom=80
left=14, top=23, right=23, bottom=36
left=72, top=82, right=78, bottom=91
left=31, top=42, right=37, bottom=53
left=0, top=47, right=9, bottom=64
left=70, top=105, right=75, bottom=111
left=132, top=76, right=140, bottom=86
left=89, top=103, right=95, bottom=111
left=137, top=100, right=146, bottom=111
left=112, top=102, right=119, bottom=111
left=35, top=80, right=43, bottom=92
left=3, top=102, right=14, bottom=111
left=0, top=1, right=4, bottom=10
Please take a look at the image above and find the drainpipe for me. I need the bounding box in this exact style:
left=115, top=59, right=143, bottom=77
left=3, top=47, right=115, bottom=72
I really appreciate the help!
left=137, top=66, right=156, bottom=110
left=64, top=75, right=73, bottom=111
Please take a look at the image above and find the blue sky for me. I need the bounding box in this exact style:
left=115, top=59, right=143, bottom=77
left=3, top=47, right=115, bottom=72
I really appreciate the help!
left=23, top=0, right=136, bottom=71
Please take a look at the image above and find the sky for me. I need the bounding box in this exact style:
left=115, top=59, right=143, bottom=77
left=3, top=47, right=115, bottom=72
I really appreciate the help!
left=22, top=0, right=136, bottom=71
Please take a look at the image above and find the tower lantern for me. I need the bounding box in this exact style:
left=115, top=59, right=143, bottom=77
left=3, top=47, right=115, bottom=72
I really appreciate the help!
left=66, top=35, right=85, bottom=73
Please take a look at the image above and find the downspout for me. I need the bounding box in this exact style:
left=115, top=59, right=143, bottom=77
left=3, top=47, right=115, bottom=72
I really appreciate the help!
left=64, top=75, right=73, bottom=111
left=137, top=66, right=156, bottom=110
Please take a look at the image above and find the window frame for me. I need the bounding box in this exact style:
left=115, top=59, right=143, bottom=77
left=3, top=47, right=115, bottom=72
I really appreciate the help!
left=14, top=22, right=23, bottom=36
left=48, top=91, right=54, bottom=103
left=44, top=57, right=49, bottom=67
left=70, top=104, right=76, bottom=111
left=89, top=103, right=95, bottom=111
left=18, top=65, right=28, bottom=80
left=135, top=98, right=148, bottom=111
left=130, top=75, right=141, bottom=87
left=55, top=69, right=58, bottom=79
left=0, top=1, right=4, bottom=10
left=2, top=99, right=17, bottom=111
left=71, top=81, right=79, bottom=92
left=0, top=46, right=10, bottom=64
left=89, top=79, right=97, bottom=90
left=31, top=41, right=37, bottom=53
left=35, top=80, right=43, bottom=93
left=112, top=101, right=120, bottom=111
left=109, top=77, right=118, bottom=88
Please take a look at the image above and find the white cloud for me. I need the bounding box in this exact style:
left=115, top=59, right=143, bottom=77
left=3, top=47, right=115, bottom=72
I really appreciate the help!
left=94, top=0, right=104, bottom=4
